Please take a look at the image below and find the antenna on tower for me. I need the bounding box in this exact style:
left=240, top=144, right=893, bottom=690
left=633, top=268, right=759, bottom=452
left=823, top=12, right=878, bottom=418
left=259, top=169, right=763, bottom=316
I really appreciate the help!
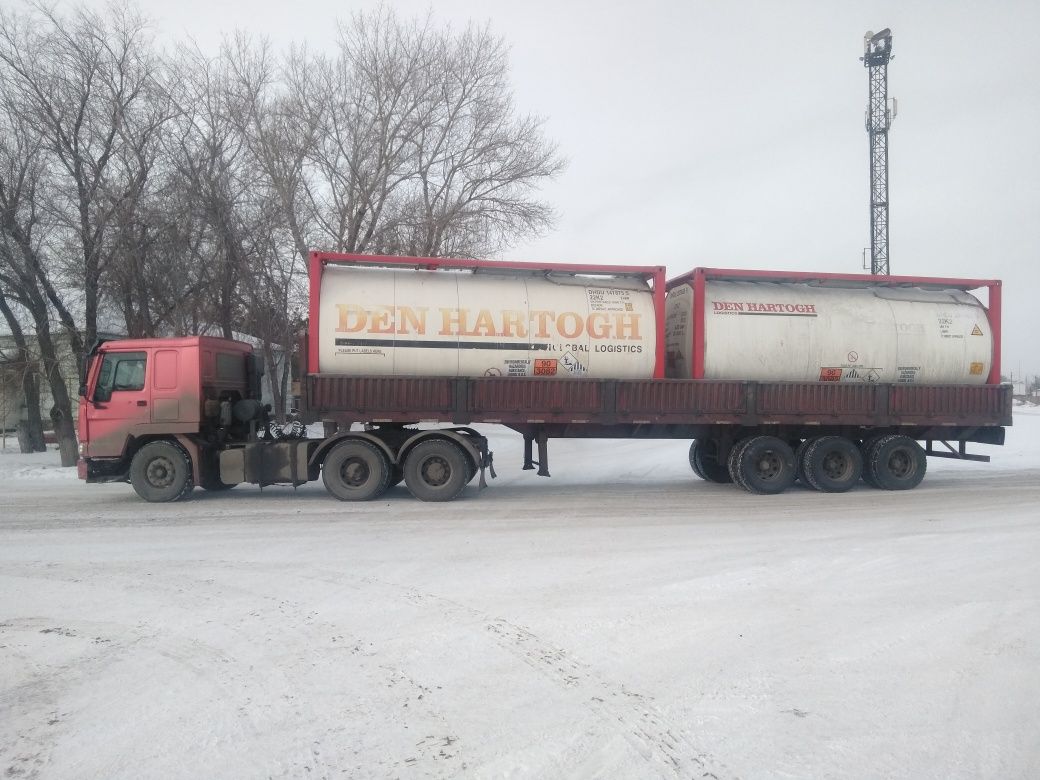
left=861, top=28, right=895, bottom=275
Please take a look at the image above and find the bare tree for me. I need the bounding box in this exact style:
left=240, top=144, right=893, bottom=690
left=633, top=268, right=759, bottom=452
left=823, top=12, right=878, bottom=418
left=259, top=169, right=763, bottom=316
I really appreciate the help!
left=0, top=2, right=168, bottom=353
left=0, top=90, right=79, bottom=464
left=0, top=288, right=46, bottom=452
left=395, top=22, right=564, bottom=257
left=283, top=9, right=563, bottom=259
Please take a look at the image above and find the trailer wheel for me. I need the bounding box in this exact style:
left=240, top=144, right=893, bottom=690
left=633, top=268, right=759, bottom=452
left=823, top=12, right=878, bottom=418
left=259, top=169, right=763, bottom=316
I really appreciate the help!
left=859, top=435, right=887, bottom=487
left=690, top=439, right=733, bottom=483
left=130, top=440, right=195, bottom=503
left=735, top=436, right=797, bottom=495
left=727, top=436, right=757, bottom=490
left=793, top=439, right=811, bottom=484
left=322, top=440, right=392, bottom=501
left=802, top=436, right=863, bottom=493
left=688, top=441, right=706, bottom=479
left=868, top=435, right=927, bottom=490
left=404, top=440, right=469, bottom=502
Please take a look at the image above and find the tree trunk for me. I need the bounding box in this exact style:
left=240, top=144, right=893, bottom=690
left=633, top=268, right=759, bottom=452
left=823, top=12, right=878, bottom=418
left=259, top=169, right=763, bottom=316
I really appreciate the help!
left=49, top=402, right=78, bottom=467
left=20, top=363, right=47, bottom=452
left=33, top=319, right=79, bottom=467
left=0, top=293, right=46, bottom=452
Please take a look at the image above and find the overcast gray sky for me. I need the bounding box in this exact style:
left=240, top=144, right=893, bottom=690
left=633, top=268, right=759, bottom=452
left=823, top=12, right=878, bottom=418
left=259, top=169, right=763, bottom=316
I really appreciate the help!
left=89, top=0, right=1040, bottom=378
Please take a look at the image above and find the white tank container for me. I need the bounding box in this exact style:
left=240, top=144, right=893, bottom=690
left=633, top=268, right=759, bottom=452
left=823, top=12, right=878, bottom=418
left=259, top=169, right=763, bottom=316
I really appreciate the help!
left=665, top=280, right=993, bottom=384
left=318, top=267, right=657, bottom=378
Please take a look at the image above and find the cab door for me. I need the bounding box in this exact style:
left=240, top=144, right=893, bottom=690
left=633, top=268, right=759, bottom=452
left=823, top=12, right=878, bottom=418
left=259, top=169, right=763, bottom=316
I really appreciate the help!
left=85, top=350, right=151, bottom=457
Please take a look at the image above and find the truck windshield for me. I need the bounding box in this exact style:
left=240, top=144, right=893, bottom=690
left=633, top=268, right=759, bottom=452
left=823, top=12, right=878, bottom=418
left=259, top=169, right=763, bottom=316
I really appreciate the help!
left=94, top=351, right=147, bottom=401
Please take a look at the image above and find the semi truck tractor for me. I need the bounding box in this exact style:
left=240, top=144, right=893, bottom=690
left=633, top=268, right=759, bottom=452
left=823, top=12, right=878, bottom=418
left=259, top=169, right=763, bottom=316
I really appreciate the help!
left=77, top=252, right=1010, bottom=502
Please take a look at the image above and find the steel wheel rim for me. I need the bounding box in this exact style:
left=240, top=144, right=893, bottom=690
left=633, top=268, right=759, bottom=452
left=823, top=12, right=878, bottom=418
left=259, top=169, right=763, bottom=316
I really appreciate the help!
left=420, top=455, right=451, bottom=487
left=822, top=451, right=853, bottom=481
left=888, top=449, right=914, bottom=479
left=340, top=457, right=371, bottom=487
left=146, top=456, right=176, bottom=488
left=756, top=451, right=782, bottom=481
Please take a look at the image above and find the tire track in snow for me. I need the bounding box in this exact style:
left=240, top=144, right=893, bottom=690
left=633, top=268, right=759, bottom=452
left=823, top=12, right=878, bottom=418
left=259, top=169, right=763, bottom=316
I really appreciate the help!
left=365, top=577, right=732, bottom=779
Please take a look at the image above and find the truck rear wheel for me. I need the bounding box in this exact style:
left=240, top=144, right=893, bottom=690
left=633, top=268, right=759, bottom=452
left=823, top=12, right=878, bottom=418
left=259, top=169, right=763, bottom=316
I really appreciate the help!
left=322, top=440, right=392, bottom=501
left=404, top=440, right=469, bottom=502
left=735, top=436, right=797, bottom=495
left=689, top=439, right=732, bottom=484
left=802, top=436, right=862, bottom=493
left=867, top=435, right=927, bottom=490
left=130, top=441, right=195, bottom=503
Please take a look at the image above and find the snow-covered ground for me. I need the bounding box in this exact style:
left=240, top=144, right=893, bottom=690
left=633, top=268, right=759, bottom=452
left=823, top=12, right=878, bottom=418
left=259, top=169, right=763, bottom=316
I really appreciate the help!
left=2, top=410, right=1039, bottom=779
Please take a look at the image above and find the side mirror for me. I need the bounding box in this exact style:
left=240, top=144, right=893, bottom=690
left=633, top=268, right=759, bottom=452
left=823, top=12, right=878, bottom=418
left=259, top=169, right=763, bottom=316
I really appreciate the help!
left=79, top=383, right=87, bottom=397
left=93, top=387, right=112, bottom=403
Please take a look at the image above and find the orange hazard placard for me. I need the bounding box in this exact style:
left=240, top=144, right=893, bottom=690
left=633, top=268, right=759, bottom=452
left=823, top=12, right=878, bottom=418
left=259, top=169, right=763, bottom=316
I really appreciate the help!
left=533, top=359, right=558, bottom=376
left=819, top=367, right=843, bottom=382
left=969, top=362, right=984, bottom=375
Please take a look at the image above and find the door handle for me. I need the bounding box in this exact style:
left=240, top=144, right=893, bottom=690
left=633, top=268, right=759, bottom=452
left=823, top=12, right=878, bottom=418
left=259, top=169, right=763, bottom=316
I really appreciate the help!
left=137, top=400, right=148, bottom=407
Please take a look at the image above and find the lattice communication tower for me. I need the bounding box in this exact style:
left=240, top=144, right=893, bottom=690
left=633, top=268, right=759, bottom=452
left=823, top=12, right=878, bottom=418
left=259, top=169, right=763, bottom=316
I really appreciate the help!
left=861, top=29, right=896, bottom=275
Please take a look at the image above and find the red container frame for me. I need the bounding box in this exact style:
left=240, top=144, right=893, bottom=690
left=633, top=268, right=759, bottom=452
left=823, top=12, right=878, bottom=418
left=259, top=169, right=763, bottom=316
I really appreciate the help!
left=665, top=268, right=1003, bottom=385
left=308, top=251, right=669, bottom=379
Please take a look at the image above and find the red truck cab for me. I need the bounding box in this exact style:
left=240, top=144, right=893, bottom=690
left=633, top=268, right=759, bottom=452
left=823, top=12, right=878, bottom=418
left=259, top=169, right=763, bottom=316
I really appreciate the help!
left=78, top=336, right=261, bottom=497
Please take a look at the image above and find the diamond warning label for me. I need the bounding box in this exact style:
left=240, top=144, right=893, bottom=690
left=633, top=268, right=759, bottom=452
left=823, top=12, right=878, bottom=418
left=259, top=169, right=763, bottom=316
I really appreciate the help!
left=971, top=324, right=984, bottom=336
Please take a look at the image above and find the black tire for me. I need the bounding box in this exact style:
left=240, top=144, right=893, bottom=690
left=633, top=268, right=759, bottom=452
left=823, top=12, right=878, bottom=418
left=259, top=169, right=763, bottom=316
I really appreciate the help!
left=735, top=435, right=797, bottom=495
left=868, top=435, right=927, bottom=491
left=404, top=440, right=470, bottom=502
left=200, top=479, right=237, bottom=492
left=802, top=436, right=863, bottom=493
left=322, top=440, right=392, bottom=501
left=859, top=434, right=888, bottom=488
left=727, top=436, right=757, bottom=490
left=688, top=441, right=706, bottom=479
left=690, top=439, right=733, bottom=484
left=793, top=439, right=811, bottom=483
left=130, top=440, right=195, bottom=503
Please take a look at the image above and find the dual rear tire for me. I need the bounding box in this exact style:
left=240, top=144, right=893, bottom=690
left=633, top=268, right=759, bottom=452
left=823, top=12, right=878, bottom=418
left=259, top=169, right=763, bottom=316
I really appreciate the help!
left=800, top=436, right=863, bottom=493
left=322, top=438, right=473, bottom=502
left=688, top=439, right=733, bottom=484
left=861, top=434, right=927, bottom=490
left=727, top=436, right=798, bottom=495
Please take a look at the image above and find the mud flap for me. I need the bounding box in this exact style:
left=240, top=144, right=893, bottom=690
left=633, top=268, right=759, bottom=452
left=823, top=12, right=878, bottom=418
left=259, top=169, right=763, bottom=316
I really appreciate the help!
left=478, top=446, right=496, bottom=490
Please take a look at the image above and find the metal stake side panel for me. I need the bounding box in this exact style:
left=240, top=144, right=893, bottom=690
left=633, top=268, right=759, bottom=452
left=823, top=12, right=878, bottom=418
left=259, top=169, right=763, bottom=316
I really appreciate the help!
left=300, top=375, right=1012, bottom=430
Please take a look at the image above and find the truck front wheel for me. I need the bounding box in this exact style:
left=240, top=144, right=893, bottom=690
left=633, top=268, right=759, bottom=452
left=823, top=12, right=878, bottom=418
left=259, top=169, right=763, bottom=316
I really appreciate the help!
left=404, top=440, right=469, bottom=502
left=322, top=440, right=392, bottom=501
left=130, top=441, right=195, bottom=502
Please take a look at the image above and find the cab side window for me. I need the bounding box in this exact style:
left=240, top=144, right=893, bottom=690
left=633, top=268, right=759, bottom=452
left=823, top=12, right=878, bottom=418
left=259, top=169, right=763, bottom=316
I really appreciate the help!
left=94, top=351, right=147, bottom=401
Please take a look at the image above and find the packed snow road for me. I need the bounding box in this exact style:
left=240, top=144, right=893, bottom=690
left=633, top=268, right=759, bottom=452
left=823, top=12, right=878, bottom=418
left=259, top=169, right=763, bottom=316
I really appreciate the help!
left=2, top=411, right=1039, bottom=779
